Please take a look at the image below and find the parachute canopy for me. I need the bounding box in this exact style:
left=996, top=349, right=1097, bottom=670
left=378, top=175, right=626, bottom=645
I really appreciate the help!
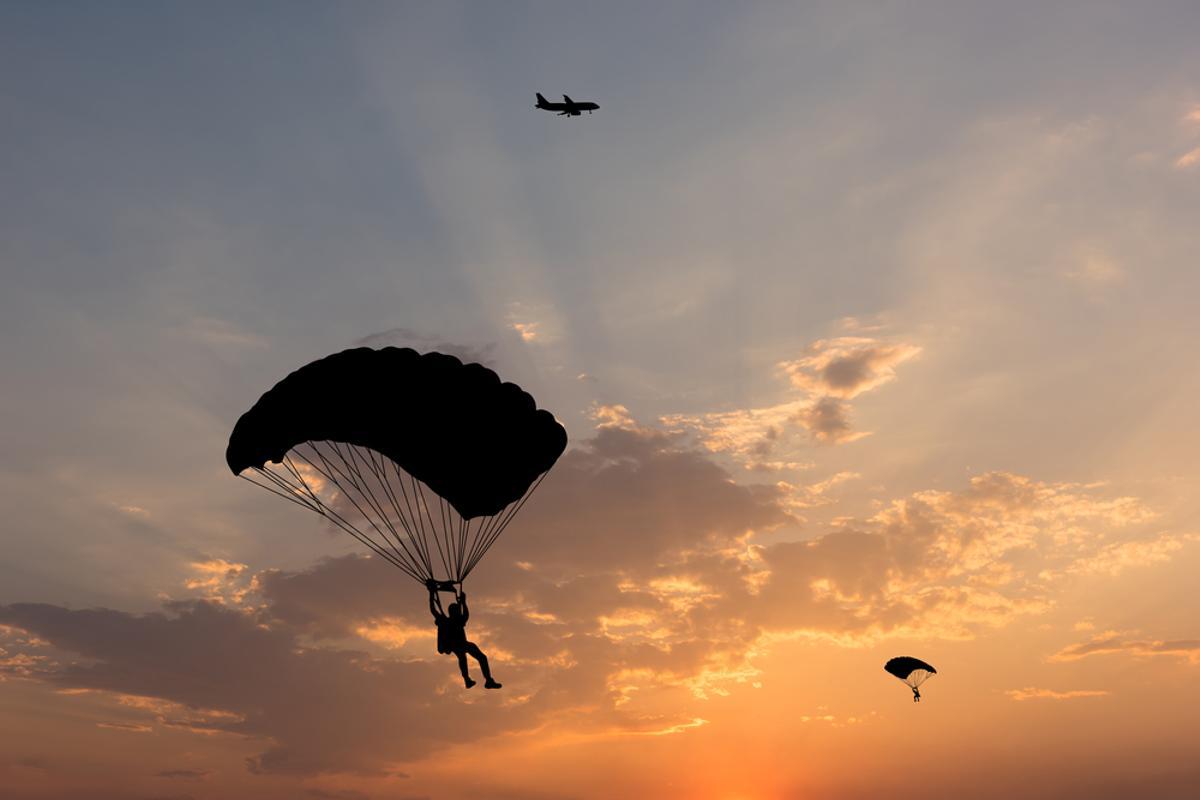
left=227, top=347, right=566, bottom=519
left=227, top=347, right=568, bottom=584
left=884, top=656, right=937, bottom=689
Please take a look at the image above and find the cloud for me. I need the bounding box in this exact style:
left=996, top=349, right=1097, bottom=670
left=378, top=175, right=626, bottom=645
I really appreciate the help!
left=662, top=335, right=919, bottom=458
left=741, top=471, right=1173, bottom=641
left=183, top=559, right=251, bottom=605
left=1006, top=687, right=1110, bottom=701
left=0, top=427, right=794, bottom=776
left=661, top=398, right=810, bottom=459
left=352, top=328, right=495, bottom=366
left=509, top=321, right=540, bottom=342
left=793, top=396, right=869, bottom=445
left=0, top=600, right=522, bottom=776
left=96, top=721, right=153, bottom=732
left=177, top=316, right=269, bottom=349
left=1050, top=631, right=1200, bottom=664
left=779, top=337, right=921, bottom=399
left=116, top=504, right=152, bottom=517
left=1175, top=145, right=1200, bottom=169
left=154, top=770, right=210, bottom=780
left=588, top=403, right=639, bottom=430
left=1064, top=534, right=1194, bottom=577
left=0, top=426, right=1190, bottom=779
left=773, top=471, right=860, bottom=515
left=627, top=716, right=708, bottom=736
left=504, top=426, right=791, bottom=572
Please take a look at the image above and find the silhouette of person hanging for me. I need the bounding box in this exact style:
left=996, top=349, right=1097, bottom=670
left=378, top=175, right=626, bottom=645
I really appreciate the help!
left=427, top=580, right=501, bottom=689
left=912, top=686, right=921, bottom=703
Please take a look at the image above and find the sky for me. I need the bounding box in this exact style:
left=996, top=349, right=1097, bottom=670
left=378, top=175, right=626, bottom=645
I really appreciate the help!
left=2, top=1, right=1200, bottom=798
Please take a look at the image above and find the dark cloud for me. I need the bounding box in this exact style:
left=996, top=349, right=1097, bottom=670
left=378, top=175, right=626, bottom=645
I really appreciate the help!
left=0, top=600, right=534, bottom=776
left=794, top=396, right=855, bottom=443
left=503, top=426, right=791, bottom=572
left=257, top=555, right=408, bottom=640
left=154, top=770, right=210, bottom=780
left=820, top=351, right=875, bottom=391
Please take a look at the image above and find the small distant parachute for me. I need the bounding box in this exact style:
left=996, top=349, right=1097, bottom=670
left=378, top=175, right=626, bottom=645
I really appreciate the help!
left=884, top=656, right=937, bottom=701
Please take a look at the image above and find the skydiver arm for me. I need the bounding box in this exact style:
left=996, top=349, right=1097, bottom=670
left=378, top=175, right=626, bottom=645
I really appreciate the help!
left=428, top=588, right=443, bottom=620
left=459, top=592, right=469, bottom=623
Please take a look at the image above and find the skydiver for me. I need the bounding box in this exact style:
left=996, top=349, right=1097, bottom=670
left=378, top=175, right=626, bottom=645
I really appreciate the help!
left=912, top=687, right=920, bottom=703
left=427, top=580, right=501, bottom=689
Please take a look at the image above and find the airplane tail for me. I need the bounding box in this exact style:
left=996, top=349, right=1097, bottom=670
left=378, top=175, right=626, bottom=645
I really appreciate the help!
left=536, top=92, right=548, bottom=106
left=563, top=94, right=574, bottom=104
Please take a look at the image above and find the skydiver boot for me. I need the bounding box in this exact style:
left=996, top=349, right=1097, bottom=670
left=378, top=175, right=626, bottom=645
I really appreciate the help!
left=477, top=652, right=501, bottom=688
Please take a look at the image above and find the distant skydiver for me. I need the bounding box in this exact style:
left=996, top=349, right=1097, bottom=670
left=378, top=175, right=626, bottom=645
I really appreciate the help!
left=428, top=580, right=501, bottom=689
left=535, top=92, right=599, bottom=116
left=884, top=656, right=936, bottom=703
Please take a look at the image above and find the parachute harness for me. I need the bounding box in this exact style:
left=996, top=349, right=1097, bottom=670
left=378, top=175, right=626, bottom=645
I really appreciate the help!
left=241, top=440, right=551, bottom=586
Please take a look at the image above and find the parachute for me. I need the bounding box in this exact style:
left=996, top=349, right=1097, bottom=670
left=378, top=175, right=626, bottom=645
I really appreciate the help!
left=884, top=656, right=937, bottom=694
left=226, top=347, right=568, bottom=587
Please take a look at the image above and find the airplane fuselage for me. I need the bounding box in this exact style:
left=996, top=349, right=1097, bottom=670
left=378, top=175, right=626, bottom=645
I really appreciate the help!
left=536, top=93, right=599, bottom=117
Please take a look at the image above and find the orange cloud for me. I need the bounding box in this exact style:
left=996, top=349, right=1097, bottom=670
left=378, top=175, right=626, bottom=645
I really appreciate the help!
left=1175, top=145, right=1200, bottom=169
left=510, top=321, right=540, bottom=342
left=662, top=335, right=919, bottom=457
left=1006, top=687, right=1110, bottom=701
left=1064, top=534, right=1193, bottom=577
left=1050, top=631, right=1200, bottom=664
left=779, top=337, right=921, bottom=399
left=184, top=558, right=254, bottom=606
left=589, top=402, right=639, bottom=430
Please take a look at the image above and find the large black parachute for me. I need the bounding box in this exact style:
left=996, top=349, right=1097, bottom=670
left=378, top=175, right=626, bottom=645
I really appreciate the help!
left=227, top=347, right=567, bottom=585
left=884, top=656, right=937, bottom=690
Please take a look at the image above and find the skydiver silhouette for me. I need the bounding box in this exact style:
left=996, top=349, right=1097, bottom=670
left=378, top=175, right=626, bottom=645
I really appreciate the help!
left=427, top=580, right=501, bottom=689
left=912, top=687, right=921, bottom=703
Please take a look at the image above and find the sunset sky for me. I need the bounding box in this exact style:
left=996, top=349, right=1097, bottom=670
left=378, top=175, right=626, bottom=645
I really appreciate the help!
left=3, top=2, right=1200, bottom=798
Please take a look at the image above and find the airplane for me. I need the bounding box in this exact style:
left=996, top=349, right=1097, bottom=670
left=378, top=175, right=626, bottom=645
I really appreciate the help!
left=536, top=93, right=599, bottom=117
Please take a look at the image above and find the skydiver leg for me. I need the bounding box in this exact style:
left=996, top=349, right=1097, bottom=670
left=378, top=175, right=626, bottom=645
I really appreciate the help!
left=456, top=651, right=475, bottom=688
left=463, top=642, right=501, bottom=688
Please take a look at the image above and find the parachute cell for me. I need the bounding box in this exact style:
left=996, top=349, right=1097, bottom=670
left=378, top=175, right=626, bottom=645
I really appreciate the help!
left=227, top=347, right=567, bottom=585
